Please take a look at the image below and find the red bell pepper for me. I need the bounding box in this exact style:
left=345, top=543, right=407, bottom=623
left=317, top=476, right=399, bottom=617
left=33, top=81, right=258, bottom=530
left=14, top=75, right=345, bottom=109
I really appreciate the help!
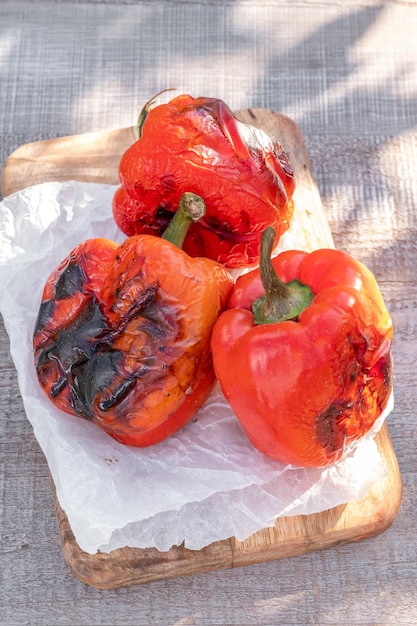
left=33, top=193, right=233, bottom=447
left=211, top=227, right=393, bottom=467
left=112, top=93, right=295, bottom=268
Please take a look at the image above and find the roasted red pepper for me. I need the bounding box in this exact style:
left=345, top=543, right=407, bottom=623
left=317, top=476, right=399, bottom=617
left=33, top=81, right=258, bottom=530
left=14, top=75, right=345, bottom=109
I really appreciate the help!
left=112, top=93, right=295, bottom=268
left=211, top=228, right=393, bottom=467
left=33, top=194, right=233, bottom=446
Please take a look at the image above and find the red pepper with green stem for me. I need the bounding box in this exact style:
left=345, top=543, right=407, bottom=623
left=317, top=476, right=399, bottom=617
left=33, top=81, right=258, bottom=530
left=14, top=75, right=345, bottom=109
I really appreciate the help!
left=211, top=228, right=393, bottom=468
left=112, top=93, right=295, bottom=268
left=33, top=193, right=233, bottom=447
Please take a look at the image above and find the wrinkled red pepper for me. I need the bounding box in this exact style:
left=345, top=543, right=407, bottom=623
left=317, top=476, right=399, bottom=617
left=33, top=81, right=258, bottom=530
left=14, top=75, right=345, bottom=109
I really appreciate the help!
left=33, top=194, right=233, bottom=446
left=211, top=228, right=393, bottom=467
left=112, top=93, right=295, bottom=268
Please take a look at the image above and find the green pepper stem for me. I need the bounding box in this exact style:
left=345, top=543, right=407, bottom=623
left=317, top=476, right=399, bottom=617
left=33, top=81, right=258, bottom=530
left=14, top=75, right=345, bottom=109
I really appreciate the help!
left=252, top=227, right=314, bottom=324
left=137, top=88, right=177, bottom=138
left=162, top=192, right=206, bottom=249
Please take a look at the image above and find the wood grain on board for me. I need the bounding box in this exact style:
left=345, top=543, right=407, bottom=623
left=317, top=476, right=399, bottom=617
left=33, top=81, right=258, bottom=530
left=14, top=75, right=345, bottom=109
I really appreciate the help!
left=1, top=109, right=402, bottom=589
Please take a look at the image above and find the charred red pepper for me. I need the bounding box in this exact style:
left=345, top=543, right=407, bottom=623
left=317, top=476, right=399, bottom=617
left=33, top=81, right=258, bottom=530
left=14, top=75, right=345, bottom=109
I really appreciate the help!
left=112, top=93, right=295, bottom=268
left=211, top=228, right=393, bottom=468
left=33, top=193, right=233, bottom=446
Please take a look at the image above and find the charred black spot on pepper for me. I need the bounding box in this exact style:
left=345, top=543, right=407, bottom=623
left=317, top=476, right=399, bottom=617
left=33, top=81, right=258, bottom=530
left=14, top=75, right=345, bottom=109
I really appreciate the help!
left=136, top=286, right=157, bottom=311
left=368, top=352, right=393, bottom=412
left=80, top=349, right=127, bottom=414
left=315, top=400, right=354, bottom=453
left=69, top=368, right=92, bottom=419
left=98, top=376, right=136, bottom=412
left=50, top=375, right=67, bottom=398
left=33, top=299, right=55, bottom=337
left=379, top=352, right=393, bottom=390
left=54, top=261, right=86, bottom=299
left=51, top=298, right=107, bottom=367
left=35, top=295, right=108, bottom=412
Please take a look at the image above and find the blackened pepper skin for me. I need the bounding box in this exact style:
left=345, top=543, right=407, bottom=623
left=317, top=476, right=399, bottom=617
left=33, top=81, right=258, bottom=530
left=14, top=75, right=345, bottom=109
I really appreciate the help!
left=33, top=234, right=233, bottom=447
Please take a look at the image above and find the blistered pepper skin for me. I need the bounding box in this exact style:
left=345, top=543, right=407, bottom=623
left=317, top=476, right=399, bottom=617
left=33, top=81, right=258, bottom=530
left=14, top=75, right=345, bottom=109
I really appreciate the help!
left=33, top=236, right=233, bottom=446
left=112, top=94, right=295, bottom=268
left=211, top=248, right=393, bottom=468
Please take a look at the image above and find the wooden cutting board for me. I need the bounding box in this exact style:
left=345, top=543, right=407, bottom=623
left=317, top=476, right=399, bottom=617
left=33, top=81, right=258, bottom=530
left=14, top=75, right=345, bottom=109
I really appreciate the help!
left=1, top=109, right=402, bottom=589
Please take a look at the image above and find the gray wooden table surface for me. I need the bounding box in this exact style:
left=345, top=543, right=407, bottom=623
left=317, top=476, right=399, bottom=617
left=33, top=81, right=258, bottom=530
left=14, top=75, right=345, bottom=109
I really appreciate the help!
left=1, top=1, right=416, bottom=624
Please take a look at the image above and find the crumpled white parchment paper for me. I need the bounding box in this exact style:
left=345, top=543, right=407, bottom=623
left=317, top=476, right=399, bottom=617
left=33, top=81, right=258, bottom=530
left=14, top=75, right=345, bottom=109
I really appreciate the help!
left=0, top=181, right=393, bottom=554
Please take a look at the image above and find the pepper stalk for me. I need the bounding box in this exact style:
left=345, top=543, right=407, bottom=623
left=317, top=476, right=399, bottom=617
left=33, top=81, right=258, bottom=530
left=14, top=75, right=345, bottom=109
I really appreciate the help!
left=252, top=227, right=314, bottom=324
left=137, top=88, right=177, bottom=138
left=161, top=192, right=206, bottom=249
